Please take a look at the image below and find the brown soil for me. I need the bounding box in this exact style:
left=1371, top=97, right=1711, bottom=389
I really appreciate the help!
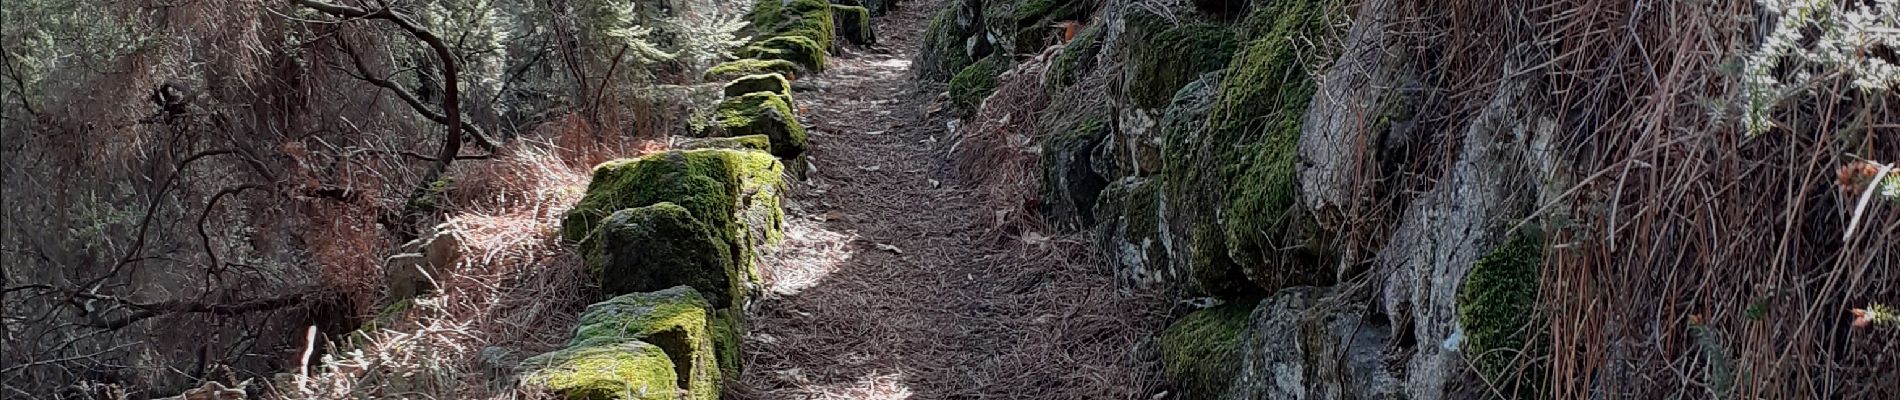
left=731, top=2, right=1170, bottom=399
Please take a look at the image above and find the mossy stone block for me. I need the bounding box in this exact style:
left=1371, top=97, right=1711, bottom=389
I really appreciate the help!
left=675, top=135, right=774, bottom=152
left=705, top=59, right=800, bottom=82
left=520, top=340, right=678, bottom=400
left=715, top=92, right=808, bottom=160
left=721, top=73, right=793, bottom=100
left=1160, top=301, right=1256, bottom=399
left=595, top=204, right=741, bottom=309
left=570, top=287, right=723, bottom=400
left=833, top=5, right=876, bottom=45
left=742, top=36, right=828, bottom=72
left=1124, top=22, right=1237, bottom=109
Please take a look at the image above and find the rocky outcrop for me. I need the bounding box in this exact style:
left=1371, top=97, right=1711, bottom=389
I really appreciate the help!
left=1375, top=74, right=1551, bottom=400
left=1227, top=287, right=1399, bottom=400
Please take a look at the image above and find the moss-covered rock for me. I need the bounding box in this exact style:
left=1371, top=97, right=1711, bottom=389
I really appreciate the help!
left=1038, top=105, right=1111, bottom=229
left=832, top=5, right=876, bottom=45
left=561, top=150, right=787, bottom=301
left=569, top=287, right=722, bottom=400
left=982, top=0, right=1090, bottom=55
left=520, top=340, right=678, bottom=400
left=1093, top=177, right=1179, bottom=288
left=710, top=308, right=745, bottom=376
left=1123, top=22, right=1237, bottom=109
left=948, top=55, right=1007, bottom=116
left=1160, top=0, right=1336, bottom=297
left=721, top=73, right=793, bottom=99
left=1044, top=20, right=1103, bottom=92
left=750, top=0, right=837, bottom=48
left=594, top=204, right=742, bottom=309
left=715, top=92, right=808, bottom=160
left=674, top=135, right=774, bottom=152
left=1458, top=229, right=1547, bottom=399
left=742, top=36, right=828, bottom=72
left=914, top=1, right=989, bottom=84
left=1160, top=300, right=1257, bottom=399
left=705, top=59, right=801, bottom=82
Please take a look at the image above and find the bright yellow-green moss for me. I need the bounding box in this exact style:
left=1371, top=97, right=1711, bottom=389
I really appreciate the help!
left=1458, top=229, right=1547, bottom=399
left=750, top=0, right=836, bottom=50
left=722, top=73, right=793, bottom=99
left=711, top=308, right=745, bottom=377
left=570, top=287, right=722, bottom=400
left=948, top=55, right=1007, bottom=116
left=743, top=36, right=828, bottom=72
left=1124, top=21, right=1237, bottom=109
left=520, top=340, right=679, bottom=400
left=833, top=5, right=875, bottom=45
left=674, top=135, right=774, bottom=152
left=705, top=59, right=801, bottom=82
left=1161, top=0, right=1337, bottom=297
left=1159, top=301, right=1256, bottom=399
left=561, top=150, right=787, bottom=306
left=716, top=92, right=808, bottom=159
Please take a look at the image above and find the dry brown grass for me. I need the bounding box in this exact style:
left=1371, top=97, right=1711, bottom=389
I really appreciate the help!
left=951, top=47, right=1059, bottom=240
left=1391, top=0, right=1899, bottom=397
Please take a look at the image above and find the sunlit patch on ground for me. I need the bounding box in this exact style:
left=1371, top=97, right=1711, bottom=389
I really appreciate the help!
left=761, top=215, right=859, bottom=296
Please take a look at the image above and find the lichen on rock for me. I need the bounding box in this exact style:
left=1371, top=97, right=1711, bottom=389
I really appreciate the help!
left=674, top=135, right=774, bottom=152
left=519, top=340, right=679, bottom=400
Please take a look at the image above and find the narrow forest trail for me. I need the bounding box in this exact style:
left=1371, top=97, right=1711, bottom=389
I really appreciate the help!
left=732, top=2, right=1167, bottom=399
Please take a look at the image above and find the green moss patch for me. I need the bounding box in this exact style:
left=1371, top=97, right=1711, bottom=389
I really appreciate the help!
left=561, top=150, right=787, bottom=304
left=1458, top=229, right=1547, bottom=399
left=1160, top=0, right=1338, bottom=297
left=750, top=0, right=837, bottom=48
left=520, top=340, right=678, bottom=400
left=722, top=73, right=793, bottom=99
left=594, top=204, right=741, bottom=309
left=675, top=135, right=774, bottom=152
left=1124, top=22, right=1237, bottom=109
left=705, top=59, right=801, bottom=82
left=1159, top=301, right=1256, bottom=399
left=833, top=5, right=876, bottom=45
left=715, top=92, right=808, bottom=160
left=948, top=55, right=1007, bottom=116
left=1044, top=20, right=1102, bottom=93
left=1038, top=105, right=1111, bottom=229
left=742, top=36, right=828, bottom=72
left=569, top=287, right=722, bottom=400
left=914, top=5, right=980, bottom=83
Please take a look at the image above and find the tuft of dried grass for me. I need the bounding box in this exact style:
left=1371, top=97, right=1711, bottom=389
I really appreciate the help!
left=951, top=47, right=1059, bottom=241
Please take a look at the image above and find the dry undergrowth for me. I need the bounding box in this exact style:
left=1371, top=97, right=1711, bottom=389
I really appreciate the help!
left=281, top=115, right=666, bottom=399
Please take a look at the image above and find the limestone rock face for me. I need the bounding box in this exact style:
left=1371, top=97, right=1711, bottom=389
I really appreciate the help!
left=1227, top=287, right=1399, bottom=400
left=1376, top=74, right=1552, bottom=400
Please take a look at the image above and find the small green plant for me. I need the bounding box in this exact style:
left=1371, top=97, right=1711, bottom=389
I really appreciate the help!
left=1737, top=0, right=1898, bottom=136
